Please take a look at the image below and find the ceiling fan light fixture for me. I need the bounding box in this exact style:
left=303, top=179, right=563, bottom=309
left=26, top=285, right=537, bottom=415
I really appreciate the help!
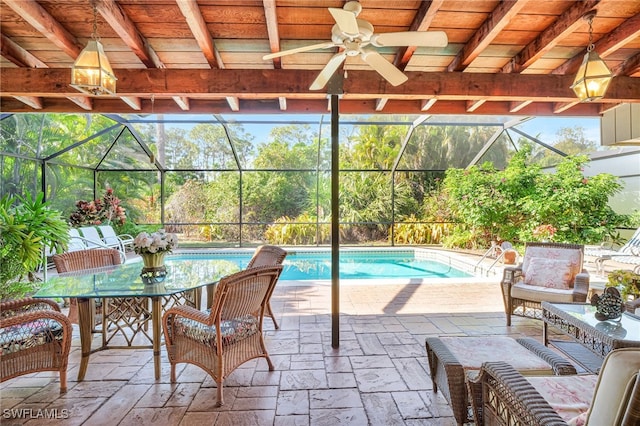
left=570, top=12, right=612, bottom=102
left=70, top=3, right=117, bottom=96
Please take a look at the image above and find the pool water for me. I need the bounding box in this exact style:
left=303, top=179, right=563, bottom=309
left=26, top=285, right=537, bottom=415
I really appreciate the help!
left=167, top=250, right=472, bottom=281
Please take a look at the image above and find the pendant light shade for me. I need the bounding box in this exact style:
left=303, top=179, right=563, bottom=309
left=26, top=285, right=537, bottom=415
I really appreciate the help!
left=570, top=12, right=612, bottom=102
left=71, top=40, right=117, bottom=95
left=70, top=4, right=117, bottom=95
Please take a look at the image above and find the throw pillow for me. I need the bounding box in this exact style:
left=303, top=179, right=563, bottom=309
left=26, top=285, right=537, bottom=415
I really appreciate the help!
left=524, top=257, right=574, bottom=289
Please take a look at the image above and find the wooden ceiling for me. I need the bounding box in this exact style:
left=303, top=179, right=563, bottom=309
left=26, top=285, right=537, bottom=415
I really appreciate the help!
left=1, top=0, right=639, bottom=116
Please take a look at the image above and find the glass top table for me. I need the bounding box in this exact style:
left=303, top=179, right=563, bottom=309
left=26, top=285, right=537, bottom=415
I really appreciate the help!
left=541, top=302, right=640, bottom=373
left=34, top=259, right=240, bottom=381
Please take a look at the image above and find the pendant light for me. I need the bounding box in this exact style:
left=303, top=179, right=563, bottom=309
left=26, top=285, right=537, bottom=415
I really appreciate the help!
left=70, top=2, right=117, bottom=95
left=570, top=12, right=613, bottom=102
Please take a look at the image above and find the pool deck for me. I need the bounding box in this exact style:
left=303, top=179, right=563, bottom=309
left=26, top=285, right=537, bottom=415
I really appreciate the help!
left=0, top=248, right=620, bottom=425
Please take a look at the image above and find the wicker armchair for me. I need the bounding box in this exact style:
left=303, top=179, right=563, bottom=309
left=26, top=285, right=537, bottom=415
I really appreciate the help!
left=472, top=348, right=640, bottom=425
left=247, top=245, right=287, bottom=329
left=1, top=298, right=72, bottom=393
left=501, top=242, right=589, bottom=326
left=52, top=248, right=123, bottom=325
left=163, top=265, right=283, bottom=406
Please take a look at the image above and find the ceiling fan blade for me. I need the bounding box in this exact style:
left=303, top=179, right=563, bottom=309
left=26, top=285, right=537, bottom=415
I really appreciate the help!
left=263, top=41, right=336, bottom=60
left=371, top=31, right=448, bottom=47
left=361, top=49, right=408, bottom=86
left=328, top=7, right=359, bottom=36
left=310, top=52, right=347, bottom=90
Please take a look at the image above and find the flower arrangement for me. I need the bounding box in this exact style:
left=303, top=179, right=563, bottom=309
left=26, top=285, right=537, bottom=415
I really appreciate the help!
left=532, top=224, right=557, bottom=241
left=133, top=229, right=178, bottom=255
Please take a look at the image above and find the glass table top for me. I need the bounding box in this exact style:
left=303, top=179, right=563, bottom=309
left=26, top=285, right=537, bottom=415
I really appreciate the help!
left=34, top=258, right=241, bottom=298
left=547, top=303, right=640, bottom=342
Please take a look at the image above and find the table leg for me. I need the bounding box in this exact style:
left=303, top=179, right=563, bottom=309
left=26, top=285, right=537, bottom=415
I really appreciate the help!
left=152, top=296, right=162, bottom=380
left=77, top=297, right=92, bottom=381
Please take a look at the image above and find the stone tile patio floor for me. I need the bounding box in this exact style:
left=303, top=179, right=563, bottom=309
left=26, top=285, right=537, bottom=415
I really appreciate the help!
left=4, top=250, right=618, bottom=426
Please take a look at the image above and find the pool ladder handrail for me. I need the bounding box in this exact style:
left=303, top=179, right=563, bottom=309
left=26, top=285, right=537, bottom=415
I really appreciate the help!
left=474, top=242, right=517, bottom=276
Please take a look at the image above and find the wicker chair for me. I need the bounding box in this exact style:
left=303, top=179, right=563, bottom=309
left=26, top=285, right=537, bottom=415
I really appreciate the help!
left=472, top=347, right=640, bottom=425
left=163, top=265, right=283, bottom=407
left=52, top=248, right=123, bottom=325
left=247, top=245, right=287, bottom=329
left=0, top=298, right=72, bottom=393
left=501, top=242, right=589, bottom=326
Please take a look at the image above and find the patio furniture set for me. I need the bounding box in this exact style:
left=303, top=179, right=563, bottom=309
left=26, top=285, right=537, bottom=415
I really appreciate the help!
left=426, top=241, right=640, bottom=425
left=3, top=241, right=640, bottom=423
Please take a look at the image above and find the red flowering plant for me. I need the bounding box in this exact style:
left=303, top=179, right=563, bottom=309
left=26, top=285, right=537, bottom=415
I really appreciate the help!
left=69, top=188, right=127, bottom=226
left=532, top=224, right=557, bottom=242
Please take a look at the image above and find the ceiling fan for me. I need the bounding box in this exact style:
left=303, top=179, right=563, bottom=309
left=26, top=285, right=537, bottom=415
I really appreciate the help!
left=263, top=1, right=448, bottom=90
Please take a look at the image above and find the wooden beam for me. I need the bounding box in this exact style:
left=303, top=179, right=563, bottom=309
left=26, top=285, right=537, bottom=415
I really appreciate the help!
left=420, top=99, right=437, bottom=111
left=96, top=0, right=164, bottom=68
left=121, top=96, right=141, bottom=110
left=226, top=96, right=239, bottom=111
left=13, top=96, right=42, bottom=109
left=466, top=99, right=486, bottom=112
left=263, top=0, right=281, bottom=69
left=393, top=0, right=444, bottom=70
left=172, top=96, right=190, bottom=110
left=375, top=98, right=388, bottom=111
left=447, top=0, right=527, bottom=72
left=614, top=51, right=640, bottom=77
left=553, top=101, right=580, bottom=114
left=1, top=33, right=48, bottom=68
left=0, top=97, right=607, bottom=116
left=3, top=68, right=640, bottom=104
left=67, top=96, right=93, bottom=111
left=3, top=0, right=82, bottom=59
left=509, top=100, right=533, bottom=113
left=502, top=0, right=600, bottom=73
left=177, top=0, right=219, bottom=69
left=553, top=13, right=640, bottom=76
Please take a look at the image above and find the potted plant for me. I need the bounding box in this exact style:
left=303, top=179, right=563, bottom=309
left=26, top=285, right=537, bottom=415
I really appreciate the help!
left=606, top=269, right=640, bottom=301
left=0, top=192, right=69, bottom=300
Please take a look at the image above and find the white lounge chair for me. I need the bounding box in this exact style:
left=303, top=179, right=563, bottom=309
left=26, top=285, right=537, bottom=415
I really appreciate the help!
left=68, top=228, right=87, bottom=252
left=585, top=227, right=640, bottom=273
left=77, top=226, right=126, bottom=263
left=97, top=225, right=134, bottom=253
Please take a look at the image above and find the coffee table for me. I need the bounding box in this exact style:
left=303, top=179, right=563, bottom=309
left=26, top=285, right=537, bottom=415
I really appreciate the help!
left=542, top=301, right=640, bottom=373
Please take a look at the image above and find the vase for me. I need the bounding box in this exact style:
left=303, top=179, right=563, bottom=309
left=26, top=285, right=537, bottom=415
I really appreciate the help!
left=140, top=252, right=167, bottom=283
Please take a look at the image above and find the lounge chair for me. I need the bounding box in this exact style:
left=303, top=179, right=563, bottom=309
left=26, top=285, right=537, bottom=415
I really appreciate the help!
left=471, top=347, right=640, bottom=425
left=246, top=245, right=287, bottom=329
left=97, top=225, right=134, bottom=253
left=501, top=242, right=589, bottom=326
left=585, top=227, right=640, bottom=273
left=78, top=226, right=126, bottom=262
left=163, top=265, right=283, bottom=406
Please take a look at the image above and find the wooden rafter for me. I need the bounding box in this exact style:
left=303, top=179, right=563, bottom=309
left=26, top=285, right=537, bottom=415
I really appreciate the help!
left=502, top=0, right=600, bottom=74
left=615, top=51, right=640, bottom=76
left=393, top=0, right=444, bottom=71
left=1, top=33, right=47, bottom=68
left=177, top=0, right=220, bottom=69
left=3, top=0, right=82, bottom=59
left=263, top=0, right=281, bottom=70
left=96, top=0, right=164, bottom=69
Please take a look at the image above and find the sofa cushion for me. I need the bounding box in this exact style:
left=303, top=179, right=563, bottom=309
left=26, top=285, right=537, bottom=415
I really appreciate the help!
left=173, top=313, right=259, bottom=348
left=522, top=246, right=582, bottom=283
left=526, top=375, right=597, bottom=423
left=524, top=257, right=574, bottom=289
left=0, top=320, right=65, bottom=355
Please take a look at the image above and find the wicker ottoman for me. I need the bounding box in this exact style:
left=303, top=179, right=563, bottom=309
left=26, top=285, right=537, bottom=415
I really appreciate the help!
left=425, top=336, right=576, bottom=426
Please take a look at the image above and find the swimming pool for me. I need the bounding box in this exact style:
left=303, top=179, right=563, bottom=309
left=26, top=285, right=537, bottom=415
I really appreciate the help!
left=164, top=249, right=473, bottom=281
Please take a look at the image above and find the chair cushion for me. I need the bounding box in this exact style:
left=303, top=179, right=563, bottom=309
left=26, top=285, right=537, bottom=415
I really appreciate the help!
left=522, top=247, right=582, bottom=283
left=173, top=313, right=259, bottom=348
left=511, top=282, right=576, bottom=303
left=526, top=375, right=597, bottom=423
left=0, top=320, right=65, bottom=355
left=524, top=257, right=574, bottom=289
